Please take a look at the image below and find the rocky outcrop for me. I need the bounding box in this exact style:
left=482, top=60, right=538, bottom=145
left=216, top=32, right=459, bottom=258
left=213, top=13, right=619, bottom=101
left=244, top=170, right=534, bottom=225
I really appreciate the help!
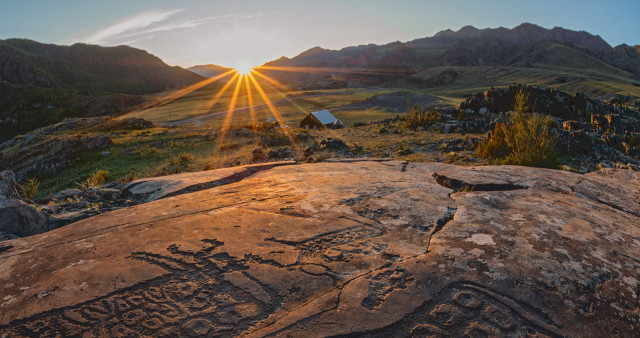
left=460, top=83, right=640, bottom=122
left=0, top=134, right=114, bottom=180
left=0, top=170, right=49, bottom=237
left=0, top=200, right=49, bottom=237
left=456, top=84, right=640, bottom=171
left=0, top=170, right=22, bottom=200
left=0, top=117, right=155, bottom=181
left=0, top=160, right=638, bottom=336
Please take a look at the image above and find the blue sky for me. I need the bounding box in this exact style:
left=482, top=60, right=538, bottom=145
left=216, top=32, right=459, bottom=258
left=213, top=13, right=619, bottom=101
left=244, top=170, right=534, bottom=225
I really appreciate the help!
left=1, top=0, right=639, bottom=68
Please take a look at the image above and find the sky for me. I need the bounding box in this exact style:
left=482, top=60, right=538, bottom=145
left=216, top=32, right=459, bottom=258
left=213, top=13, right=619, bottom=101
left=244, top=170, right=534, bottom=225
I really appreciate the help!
left=1, top=0, right=639, bottom=68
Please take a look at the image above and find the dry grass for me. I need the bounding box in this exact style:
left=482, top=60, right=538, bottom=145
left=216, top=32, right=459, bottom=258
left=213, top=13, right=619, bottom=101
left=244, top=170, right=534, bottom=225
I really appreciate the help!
left=131, top=144, right=160, bottom=156
left=77, top=169, right=109, bottom=190
left=21, top=177, right=40, bottom=199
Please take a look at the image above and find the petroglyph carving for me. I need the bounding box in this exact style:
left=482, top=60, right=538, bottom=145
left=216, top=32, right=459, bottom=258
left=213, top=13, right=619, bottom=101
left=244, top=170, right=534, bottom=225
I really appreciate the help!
left=0, top=239, right=282, bottom=337
left=338, top=282, right=562, bottom=337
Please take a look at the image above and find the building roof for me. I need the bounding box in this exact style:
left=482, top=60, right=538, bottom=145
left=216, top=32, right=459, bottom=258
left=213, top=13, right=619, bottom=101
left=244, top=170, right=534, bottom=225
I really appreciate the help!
left=311, top=110, right=338, bottom=126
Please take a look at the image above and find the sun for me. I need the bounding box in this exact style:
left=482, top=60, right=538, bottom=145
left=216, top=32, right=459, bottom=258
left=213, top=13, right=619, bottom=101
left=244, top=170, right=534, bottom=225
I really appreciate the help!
left=233, top=60, right=254, bottom=76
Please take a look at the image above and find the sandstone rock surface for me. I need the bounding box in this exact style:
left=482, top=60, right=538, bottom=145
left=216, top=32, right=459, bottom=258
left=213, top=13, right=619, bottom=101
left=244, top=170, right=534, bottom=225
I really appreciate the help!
left=0, top=160, right=638, bottom=336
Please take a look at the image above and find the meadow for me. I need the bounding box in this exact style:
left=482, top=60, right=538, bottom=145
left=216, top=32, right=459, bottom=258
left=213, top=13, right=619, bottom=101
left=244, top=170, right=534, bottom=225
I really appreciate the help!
left=31, top=61, right=640, bottom=197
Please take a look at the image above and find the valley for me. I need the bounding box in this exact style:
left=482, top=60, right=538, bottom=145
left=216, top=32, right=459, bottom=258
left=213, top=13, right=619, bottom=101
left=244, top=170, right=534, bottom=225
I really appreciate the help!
left=1, top=14, right=640, bottom=336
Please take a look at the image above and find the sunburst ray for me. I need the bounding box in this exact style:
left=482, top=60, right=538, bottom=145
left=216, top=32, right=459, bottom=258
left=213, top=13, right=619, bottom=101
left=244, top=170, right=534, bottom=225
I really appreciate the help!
left=216, top=74, right=245, bottom=149
left=127, top=70, right=236, bottom=116
left=205, top=72, right=241, bottom=110
left=243, top=75, right=257, bottom=127
left=248, top=73, right=298, bottom=147
left=251, top=70, right=309, bottom=117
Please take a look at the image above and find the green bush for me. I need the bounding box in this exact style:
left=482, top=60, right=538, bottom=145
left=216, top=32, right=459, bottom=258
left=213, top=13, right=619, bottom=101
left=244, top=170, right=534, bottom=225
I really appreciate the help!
left=477, top=89, right=558, bottom=168
left=21, top=177, right=40, bottom=199
left=477, top=122, right=510, bottom=159
left=404, top=102, right=445, bottom=130
left=77, top=169, right=109, bottom=189
left=178, top=152, right=194, bottom=162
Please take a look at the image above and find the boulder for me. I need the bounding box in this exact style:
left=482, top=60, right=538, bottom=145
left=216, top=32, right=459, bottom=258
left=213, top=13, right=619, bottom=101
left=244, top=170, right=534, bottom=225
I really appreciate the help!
left=51, top=188, right=84, bottom=201
left=0, top=161, right=638, bottom=336
left=0, top=170, right=49, bottom=237
left=80, top=135, right=114, bottom=150
left=0, top=171, right=22, bottom=200
left=0, top=232, right=19, bottom=241
left=96, top=117, right=155, bottom=131
left=0, top=199, right=49, bottom=237
left=319, top=137, right=348, bottom=150
left=267, top=148, right=296, bottom=160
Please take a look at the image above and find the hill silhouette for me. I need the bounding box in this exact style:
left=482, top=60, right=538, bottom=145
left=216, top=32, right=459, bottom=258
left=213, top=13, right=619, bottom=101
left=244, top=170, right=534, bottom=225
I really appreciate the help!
left=188, top=64, right=233, bottom=78
left=262, top=23, right=640, bottom=90
left=0, top=39, right=204, bottom=141
left=0, top=39, right=203, bottom=94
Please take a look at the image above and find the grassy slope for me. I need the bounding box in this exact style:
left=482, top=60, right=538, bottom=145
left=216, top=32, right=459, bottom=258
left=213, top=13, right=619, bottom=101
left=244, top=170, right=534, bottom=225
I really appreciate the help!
left=34, top=122, right=482, bottom=197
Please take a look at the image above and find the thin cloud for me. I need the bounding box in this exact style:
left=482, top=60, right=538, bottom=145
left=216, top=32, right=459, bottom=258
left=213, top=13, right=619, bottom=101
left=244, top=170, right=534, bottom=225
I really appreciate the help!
left=81, top=10, right=266, bottom=46
left=83, top=9, right=185, bottom=45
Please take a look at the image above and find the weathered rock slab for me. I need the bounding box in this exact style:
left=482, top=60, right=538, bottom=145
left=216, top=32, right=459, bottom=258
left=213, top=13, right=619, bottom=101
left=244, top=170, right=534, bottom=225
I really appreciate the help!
left=0, top=161, right=638, bottom=336
left=120, top=161, right=296, bottom=202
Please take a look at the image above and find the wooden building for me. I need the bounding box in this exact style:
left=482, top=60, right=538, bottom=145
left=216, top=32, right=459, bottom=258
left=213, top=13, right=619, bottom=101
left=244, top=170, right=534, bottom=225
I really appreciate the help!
left=299, top=110, right=344, bottom=130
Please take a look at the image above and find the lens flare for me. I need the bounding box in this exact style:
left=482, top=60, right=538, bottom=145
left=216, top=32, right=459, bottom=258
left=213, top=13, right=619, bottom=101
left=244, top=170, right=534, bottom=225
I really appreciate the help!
left=233, top=60, right=254, bottom=76
left=234, top=66, right=253, bottom=75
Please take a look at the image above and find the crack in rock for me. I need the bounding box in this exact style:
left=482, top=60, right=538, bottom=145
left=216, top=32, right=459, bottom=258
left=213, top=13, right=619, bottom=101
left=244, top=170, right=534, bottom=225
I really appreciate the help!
left=425, top=207, right=457, bottom=253
left=432, top=173, right=528, bottom=192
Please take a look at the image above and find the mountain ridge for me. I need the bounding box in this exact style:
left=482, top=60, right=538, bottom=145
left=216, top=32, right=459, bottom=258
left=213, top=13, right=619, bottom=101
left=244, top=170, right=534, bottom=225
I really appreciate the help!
left=264, top=23, right=640, bottom=79
left=0, top=39, right=205, bottom=141
left=187, top=64, right=232, bottom=78
left=0, top=38, right=204, bottom=94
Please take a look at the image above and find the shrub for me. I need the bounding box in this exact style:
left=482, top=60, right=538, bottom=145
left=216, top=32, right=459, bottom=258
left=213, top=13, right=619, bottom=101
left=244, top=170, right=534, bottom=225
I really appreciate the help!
left=78, top=169, right=109, bottom=189
left=119, top=170, right=136, bottom=183
left=21, top=177, right=40, bottom=199
left=513, top=87, right=530, bottom=114
left=178, top=153, right=194, bottom=162
left=404, top=103, right=445, bottom=130
left=477, top=122, right=510, bottom=159
left=131, top=144, right=159, bottom=156
left=396, top=143, right=413, bottom=155
left=501, top=111, right=558, bottom=167
left=477, top=88, right=558, bottom=168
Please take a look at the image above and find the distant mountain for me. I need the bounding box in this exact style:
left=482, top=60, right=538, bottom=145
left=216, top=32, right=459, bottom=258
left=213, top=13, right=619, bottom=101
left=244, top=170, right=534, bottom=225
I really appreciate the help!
left=0, top=39, right=204, bottom=141
left=263, top=23, right=640, bottom=90
left=0, top=39, right=204, bottom=94
left=188, top=64, right=232, bottom=78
